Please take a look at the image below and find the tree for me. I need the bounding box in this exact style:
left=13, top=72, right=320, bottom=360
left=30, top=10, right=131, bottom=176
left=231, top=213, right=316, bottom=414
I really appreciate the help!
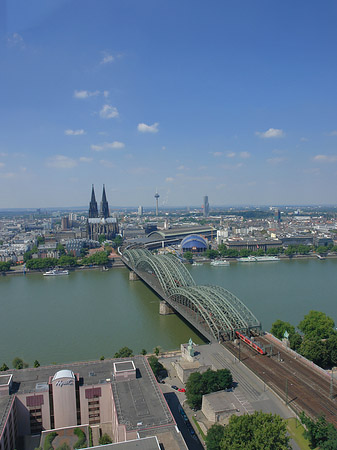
left=183, top=251, right=193, bottom=261
left=218, top=244, right=227, bottom=256
left=300, top=413, right=337, bottom=450
left=267, top=247, right=279, bottom=255
left=285, top=246, right=295, bottom=257
left=58, top=255, right=77, bottom=267
left=317, top=245, right=328, bottom=255
left=299, top=338, right=330, bottom=368
left=289, top=333, right=302, bottom=351
left=148, top=356, right=164, bottom=378
left=141, top=349, right=147, bottom=355
left=100, top=355, right=105, bottom=360
left=56, top=244, right=66, bottom=256
left=0, top=261, right=11, bottom=272
left=154, top=346, right=161, bottom=356
left=114, top=235, right=123, bottom=247
left=37, top=236, right=45, bottom=245
left=239, top=248, right=250, bottom=257
left=206, top=423, right=226, bottom=450
left=226, top=249, right=239, bottom=258
left=206, top=249, right=219, bottom=259
left=303, top=310, right=334, bottom=339
left=99, top=434, right=112, bottom=445
left=0, top=363, right=9, bottom=371
left=270, top=320, right=296, bottom=340
left=186, top=369, right=233, bottom=410
left=81, top=252, right=109, bottom=266
left=34, top=360, right=40, bottom=368
left=114, top=347, right=133, bottom=358
left=98, top=234, right=106, bottom=245
left=298, top=310, right=335, bottom=340
left=220, top=411, right=291, bottom=449
left=12, top=357, right=28, bottom=369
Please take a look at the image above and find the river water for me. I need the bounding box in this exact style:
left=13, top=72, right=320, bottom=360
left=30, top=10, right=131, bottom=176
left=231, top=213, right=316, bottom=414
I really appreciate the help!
left=0, top=258, right=336, bottom=366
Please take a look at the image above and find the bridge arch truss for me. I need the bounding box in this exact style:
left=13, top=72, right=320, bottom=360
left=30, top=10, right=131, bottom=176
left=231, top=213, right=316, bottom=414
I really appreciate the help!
left=123, top=247, right=261, bottom=341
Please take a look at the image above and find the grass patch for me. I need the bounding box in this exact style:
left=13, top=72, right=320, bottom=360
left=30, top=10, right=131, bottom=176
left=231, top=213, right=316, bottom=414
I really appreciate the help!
left=192, top=416, right=206, bottom=441
left=286, top=417, right=312, bottom=450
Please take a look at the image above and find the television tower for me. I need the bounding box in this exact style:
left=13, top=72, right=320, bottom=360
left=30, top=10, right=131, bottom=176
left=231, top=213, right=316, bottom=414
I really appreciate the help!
left=154, top=190, right=160, bottom=216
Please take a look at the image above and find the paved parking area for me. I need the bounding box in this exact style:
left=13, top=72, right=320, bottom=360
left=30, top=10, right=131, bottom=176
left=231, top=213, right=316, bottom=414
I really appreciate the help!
left=158, top=342, right=301, bottom=450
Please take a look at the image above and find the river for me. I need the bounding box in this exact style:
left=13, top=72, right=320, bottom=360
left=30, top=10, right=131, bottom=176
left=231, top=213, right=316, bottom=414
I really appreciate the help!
left=0, top=258, right=336, bottom=366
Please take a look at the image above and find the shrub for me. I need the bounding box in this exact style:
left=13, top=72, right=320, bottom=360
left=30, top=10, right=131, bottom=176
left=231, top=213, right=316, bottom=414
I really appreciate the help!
left=44, top=432, right=57, bottom=450
left=99, top=434, right=112, bottom=445
left=73, top=427, right=87, bottom=449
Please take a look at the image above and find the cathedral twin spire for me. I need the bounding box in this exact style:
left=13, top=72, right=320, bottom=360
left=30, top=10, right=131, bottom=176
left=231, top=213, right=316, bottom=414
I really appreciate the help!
left=89, top=185, right=109, bottom=219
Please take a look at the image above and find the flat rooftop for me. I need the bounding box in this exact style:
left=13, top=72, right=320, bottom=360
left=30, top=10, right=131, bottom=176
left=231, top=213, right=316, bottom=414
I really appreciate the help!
left=114, top=361, right=135, bottom=372
left=86, top=436, right=160, bottom=450
left=2, top=356, right=174, bottom=433
left=0, top=375, right=11, bottom=386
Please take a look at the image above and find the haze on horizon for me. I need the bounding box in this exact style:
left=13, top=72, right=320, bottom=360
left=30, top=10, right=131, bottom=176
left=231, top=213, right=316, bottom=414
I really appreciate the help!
left=1, top=1, right=337, bottom=209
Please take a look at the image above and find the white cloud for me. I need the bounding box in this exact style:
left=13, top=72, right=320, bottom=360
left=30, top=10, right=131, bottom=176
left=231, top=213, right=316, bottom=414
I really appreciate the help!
left=300, top=137, right=309, bottom=142
left=46, top=155, right=77, bottom=169
left=313, top=154, right=337, bottom=163
left=240, top=151, right=250, bottom=159
left=162, top=146, right=166, bottom=151
left=0, top=172, right=15, bottom=179
left=210, top=152, right=223, bottom=157
left=0, top=152, right=8, bottom=157
left=79, top=157, right=93, bottom=163
left=226, top=152, right=236, bottom=158
left=256, top=128, right=284, bottom=138
left=222, top=163, right=243, bottom=170
left=99, top=159, right=115, bottom=168
left=327, top=130, right=337, bottom=136
left=103, top=90, right=109, bottom=98
left=91, top=141, right=125, bottom=152
left=7, top=32, right=25, bottom=48
left=65, top=129, right=86, bottom=136
left=137, top=122, right=159, bottom=133
left=100, top=52, right=114, bottom=64
left=99, top=104, right=119, bottom=119
left=74, top=90, right=99, bottom=99
left=177, top=165, right=185, bottom=171
left=166, top=177, right=174, bottom=182
left=267, top=157, right=285, bottom=165
left=0, top=162, right=5, bottom=168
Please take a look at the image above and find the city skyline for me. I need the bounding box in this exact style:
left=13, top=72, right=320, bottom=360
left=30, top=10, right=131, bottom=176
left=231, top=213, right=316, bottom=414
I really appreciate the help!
left=1, top=1, right=337, bottom=208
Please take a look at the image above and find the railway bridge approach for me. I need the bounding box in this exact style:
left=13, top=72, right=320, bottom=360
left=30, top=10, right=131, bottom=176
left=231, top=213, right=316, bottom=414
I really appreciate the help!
left=122, top=247, right=261, bottom=342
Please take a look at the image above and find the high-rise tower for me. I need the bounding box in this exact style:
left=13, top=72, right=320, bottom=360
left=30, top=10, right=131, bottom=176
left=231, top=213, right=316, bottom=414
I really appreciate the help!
left=100, top=184, right=110, bottom=219
left=203, top=195, right=209, bottom=217
left=155, top=191, right=160, bottom=216
left=89, top=185, right=98, bottom=218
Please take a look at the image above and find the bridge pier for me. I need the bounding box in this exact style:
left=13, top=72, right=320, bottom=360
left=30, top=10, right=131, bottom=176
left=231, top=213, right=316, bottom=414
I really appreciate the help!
left=159, top=301, right=175, bottom=315
left=129, top=271, right=139, bottom=281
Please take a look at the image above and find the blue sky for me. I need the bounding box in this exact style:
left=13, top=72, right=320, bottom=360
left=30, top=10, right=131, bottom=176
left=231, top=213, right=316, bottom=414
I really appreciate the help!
left=1, top=0, right=337, bottom=208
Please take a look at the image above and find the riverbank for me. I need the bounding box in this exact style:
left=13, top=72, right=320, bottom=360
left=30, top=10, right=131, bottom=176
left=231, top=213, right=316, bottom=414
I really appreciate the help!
left=0, top=259, right=126, bottom=276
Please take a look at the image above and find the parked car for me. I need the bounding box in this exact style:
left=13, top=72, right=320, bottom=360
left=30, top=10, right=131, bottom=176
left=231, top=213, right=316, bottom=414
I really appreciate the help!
left=171, top=385, right=178, bottom=390
left=178, top=388, right=186, bottom=392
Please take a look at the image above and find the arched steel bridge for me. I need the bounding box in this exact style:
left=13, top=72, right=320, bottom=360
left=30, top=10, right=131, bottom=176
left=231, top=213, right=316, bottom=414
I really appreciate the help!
left=123, top=248, right=261, bottom=342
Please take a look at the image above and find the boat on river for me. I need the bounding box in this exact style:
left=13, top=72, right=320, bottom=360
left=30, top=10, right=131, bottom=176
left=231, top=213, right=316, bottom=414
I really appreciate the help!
left=43, top=268, right=69, bottom=276
left=210, top=259, right=230, bottom=266
left=237, top=256, right=280, bottom=262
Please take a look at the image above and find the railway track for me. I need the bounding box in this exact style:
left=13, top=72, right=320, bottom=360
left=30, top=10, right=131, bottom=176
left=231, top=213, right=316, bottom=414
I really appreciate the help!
left=223, top=336, right=337, bottom=427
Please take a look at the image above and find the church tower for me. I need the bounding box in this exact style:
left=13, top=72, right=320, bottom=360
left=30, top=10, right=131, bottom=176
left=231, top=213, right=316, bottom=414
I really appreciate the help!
left=89, top=185, right=98, bottom=218
left=100, top=184, right=110, bottom=218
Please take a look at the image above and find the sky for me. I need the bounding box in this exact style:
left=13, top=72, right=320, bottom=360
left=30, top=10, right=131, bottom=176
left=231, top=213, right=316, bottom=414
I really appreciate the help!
left=0, top=0, right=337, bottom=208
